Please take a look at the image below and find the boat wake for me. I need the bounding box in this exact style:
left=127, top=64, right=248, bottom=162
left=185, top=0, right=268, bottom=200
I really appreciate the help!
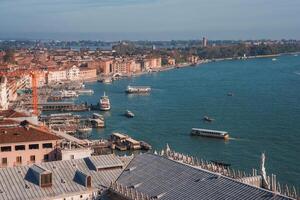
left=228, top=137, right=243, bottom=141
left=294, top=71, right=300, bottom=76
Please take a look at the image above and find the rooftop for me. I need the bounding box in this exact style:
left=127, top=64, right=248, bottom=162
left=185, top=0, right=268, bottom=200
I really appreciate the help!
left=116, top=153, right=293, bottom=200
left=0, top=109, right=29, bottom=118
left=0, top=123, right=61, bottom=144
left=0, top=154, right=132, bottom=200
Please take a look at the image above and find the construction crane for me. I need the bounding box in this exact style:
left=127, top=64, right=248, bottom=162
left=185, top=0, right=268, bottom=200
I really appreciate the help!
left=0, top=70, right=41, bottom=116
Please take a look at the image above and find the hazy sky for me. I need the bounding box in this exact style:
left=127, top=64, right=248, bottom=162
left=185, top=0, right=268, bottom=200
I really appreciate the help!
left=0, top=0, right=300, bottom=40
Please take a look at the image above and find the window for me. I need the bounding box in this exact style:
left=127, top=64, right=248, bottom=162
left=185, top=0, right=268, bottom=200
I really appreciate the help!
left=30, top=155, right=35, bottom=163
left=15, top=145, right=25, bottom=151
left=42, top=143, right=53, bottom=149
left=2, top=158, right=8, bottom=166
left=29, top=144, right=39, bottom=149
left=40, top=173, right=52, bottom=187
left=44, top=154, right=49, bottom=161
left=1, top=146, right=12, bottom=152
left=16, top=156, right=22, bottom=164
left=87, top=176, right=92, bottom=188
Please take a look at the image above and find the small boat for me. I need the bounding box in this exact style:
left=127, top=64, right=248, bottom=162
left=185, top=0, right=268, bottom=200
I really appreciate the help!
left=227, top=92, right=234, bottom=96
left=100, top=92, right=111, bottom=111
left=272, top=58, right=277, bottom=61
left=126, top=86, right=151, bottom=94
left=203, top=116, right=214, bottom=122
left=92, top=113, right=104, bottom=120
left=103, top=78, right=113, bottom=84
left=210, top=160, right=231, bottom=168
left=191, top=128, right=229, bottom=140
left=140, top=141, right=152, bottom=150
left=125, top=110, right=135, bottom=118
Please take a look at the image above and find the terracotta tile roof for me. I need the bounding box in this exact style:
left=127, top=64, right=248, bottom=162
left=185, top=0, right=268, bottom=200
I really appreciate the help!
left=0, top=109, right=29, bottom=118
left=0, top=124, right=61, bottom=144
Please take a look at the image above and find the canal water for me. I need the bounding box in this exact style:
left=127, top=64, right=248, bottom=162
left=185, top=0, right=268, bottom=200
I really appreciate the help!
left=76, top=54, right=300, bottom=186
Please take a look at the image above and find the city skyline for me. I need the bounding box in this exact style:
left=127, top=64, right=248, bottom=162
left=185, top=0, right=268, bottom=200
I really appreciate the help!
left=1, top=0, right=300, bottom=41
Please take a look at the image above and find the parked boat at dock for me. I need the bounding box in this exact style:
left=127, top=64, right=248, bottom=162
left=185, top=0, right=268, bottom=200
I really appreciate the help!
left=191, top=128, right=229, bottom=140
left=59, top=90, right=78, bottom=98
left=76, top=89, right=94, bottom=95
left=126, top=85, right=151, bottom=94
left=100, top=92, right=111, bottom=111
left=89, top=113, right=105, bottom=128
left=110, top=132, right=152, bottom=151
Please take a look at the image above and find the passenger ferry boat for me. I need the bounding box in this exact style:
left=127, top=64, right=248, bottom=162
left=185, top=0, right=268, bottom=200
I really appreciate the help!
left=126, top=86, right=151, bottom=94
left=99, top=92, right=111, bottom=111
left=191, top=128, right=229, bottom=140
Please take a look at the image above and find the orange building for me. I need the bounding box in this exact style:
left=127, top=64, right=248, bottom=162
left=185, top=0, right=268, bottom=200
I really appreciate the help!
left=79, top=68, right=97, bottom=80
left=0, top=119, right=61, bottom=168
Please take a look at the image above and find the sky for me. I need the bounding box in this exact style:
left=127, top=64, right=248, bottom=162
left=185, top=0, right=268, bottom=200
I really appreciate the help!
left=0, top=0, right=300, bottom=41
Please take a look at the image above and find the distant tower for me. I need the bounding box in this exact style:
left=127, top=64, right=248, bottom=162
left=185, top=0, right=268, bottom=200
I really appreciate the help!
left=152, top=45, right=156, bottom=50
left=0, top=76, right=8, bottom=110
left=202, top=37, right=207, bottom=47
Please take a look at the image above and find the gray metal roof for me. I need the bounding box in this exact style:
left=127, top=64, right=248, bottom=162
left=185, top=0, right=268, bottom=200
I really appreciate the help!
left=116, top=154, right=293, bottom=200
left=0, top=154, right=132, bottom=200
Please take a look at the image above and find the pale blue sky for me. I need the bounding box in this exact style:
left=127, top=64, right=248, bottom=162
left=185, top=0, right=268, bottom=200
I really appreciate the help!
left=0, top=0, right=299, bottom=40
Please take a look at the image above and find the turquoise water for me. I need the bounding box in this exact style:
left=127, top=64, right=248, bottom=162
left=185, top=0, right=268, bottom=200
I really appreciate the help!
left=77, top=55, right=300, bottom=186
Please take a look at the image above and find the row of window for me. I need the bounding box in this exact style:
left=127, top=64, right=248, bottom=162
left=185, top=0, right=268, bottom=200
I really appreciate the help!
left=1, top=154, right=49, bottom=166
left=0, top=143, right=53, bottom=152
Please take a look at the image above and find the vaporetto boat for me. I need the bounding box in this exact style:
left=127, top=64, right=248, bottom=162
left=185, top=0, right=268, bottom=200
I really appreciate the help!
left=191, top=128, right=229, bottom=140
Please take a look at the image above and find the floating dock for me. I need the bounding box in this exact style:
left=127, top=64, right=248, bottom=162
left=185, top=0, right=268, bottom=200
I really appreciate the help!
left=110, top=132, right=151, bottom=151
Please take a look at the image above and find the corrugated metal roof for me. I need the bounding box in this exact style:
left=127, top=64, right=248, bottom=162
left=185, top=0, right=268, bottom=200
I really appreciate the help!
left=0, top=154, right=132, bottom=200
left=116, top=153, right=293, bottom=200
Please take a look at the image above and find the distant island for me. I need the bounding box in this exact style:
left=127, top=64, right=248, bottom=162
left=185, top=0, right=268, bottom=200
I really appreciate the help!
left=1, top=39, right=299, bottom=67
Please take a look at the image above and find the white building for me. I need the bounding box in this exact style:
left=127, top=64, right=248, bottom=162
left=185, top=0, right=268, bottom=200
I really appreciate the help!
left=67, top=65, right=80, bottom=81
left=0, top=76, right=9, bottom=110
left=47, top=69, right=67, bottom=84
left=60, top=147, right=93, bottom=160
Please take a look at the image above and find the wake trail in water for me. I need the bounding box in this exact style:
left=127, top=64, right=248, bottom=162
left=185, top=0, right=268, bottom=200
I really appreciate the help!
left=294, top=71, right=300, bottom=76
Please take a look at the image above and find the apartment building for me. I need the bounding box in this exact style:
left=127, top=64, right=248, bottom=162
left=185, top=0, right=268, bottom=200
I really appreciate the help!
left=47, top=69, right=67, bottom=84
left=0, top=120, right=61, bottom=168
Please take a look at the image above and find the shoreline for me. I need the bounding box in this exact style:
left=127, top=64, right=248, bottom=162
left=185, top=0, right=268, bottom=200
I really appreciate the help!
left=95, top=51, right=299, bottom=84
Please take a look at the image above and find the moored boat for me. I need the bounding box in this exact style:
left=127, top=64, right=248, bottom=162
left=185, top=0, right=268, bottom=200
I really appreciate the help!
left=191, top=128, right=229, bottom=140
left=100, top=92, right=111, bottom=111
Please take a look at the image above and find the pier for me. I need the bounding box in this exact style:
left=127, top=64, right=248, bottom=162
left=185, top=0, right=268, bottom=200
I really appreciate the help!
left=110, top=132, right=151, bottom=151
left=40, top=102, right=89, bottom=112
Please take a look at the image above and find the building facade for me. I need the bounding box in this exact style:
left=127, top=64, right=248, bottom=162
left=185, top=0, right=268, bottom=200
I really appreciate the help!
left=0, top=121, right=61, bottom=168
left=79, top=68, right=97, bottom=80
left=47, top=69, right=67, bottom=84
left=0, top=76, right=9, bottom=110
